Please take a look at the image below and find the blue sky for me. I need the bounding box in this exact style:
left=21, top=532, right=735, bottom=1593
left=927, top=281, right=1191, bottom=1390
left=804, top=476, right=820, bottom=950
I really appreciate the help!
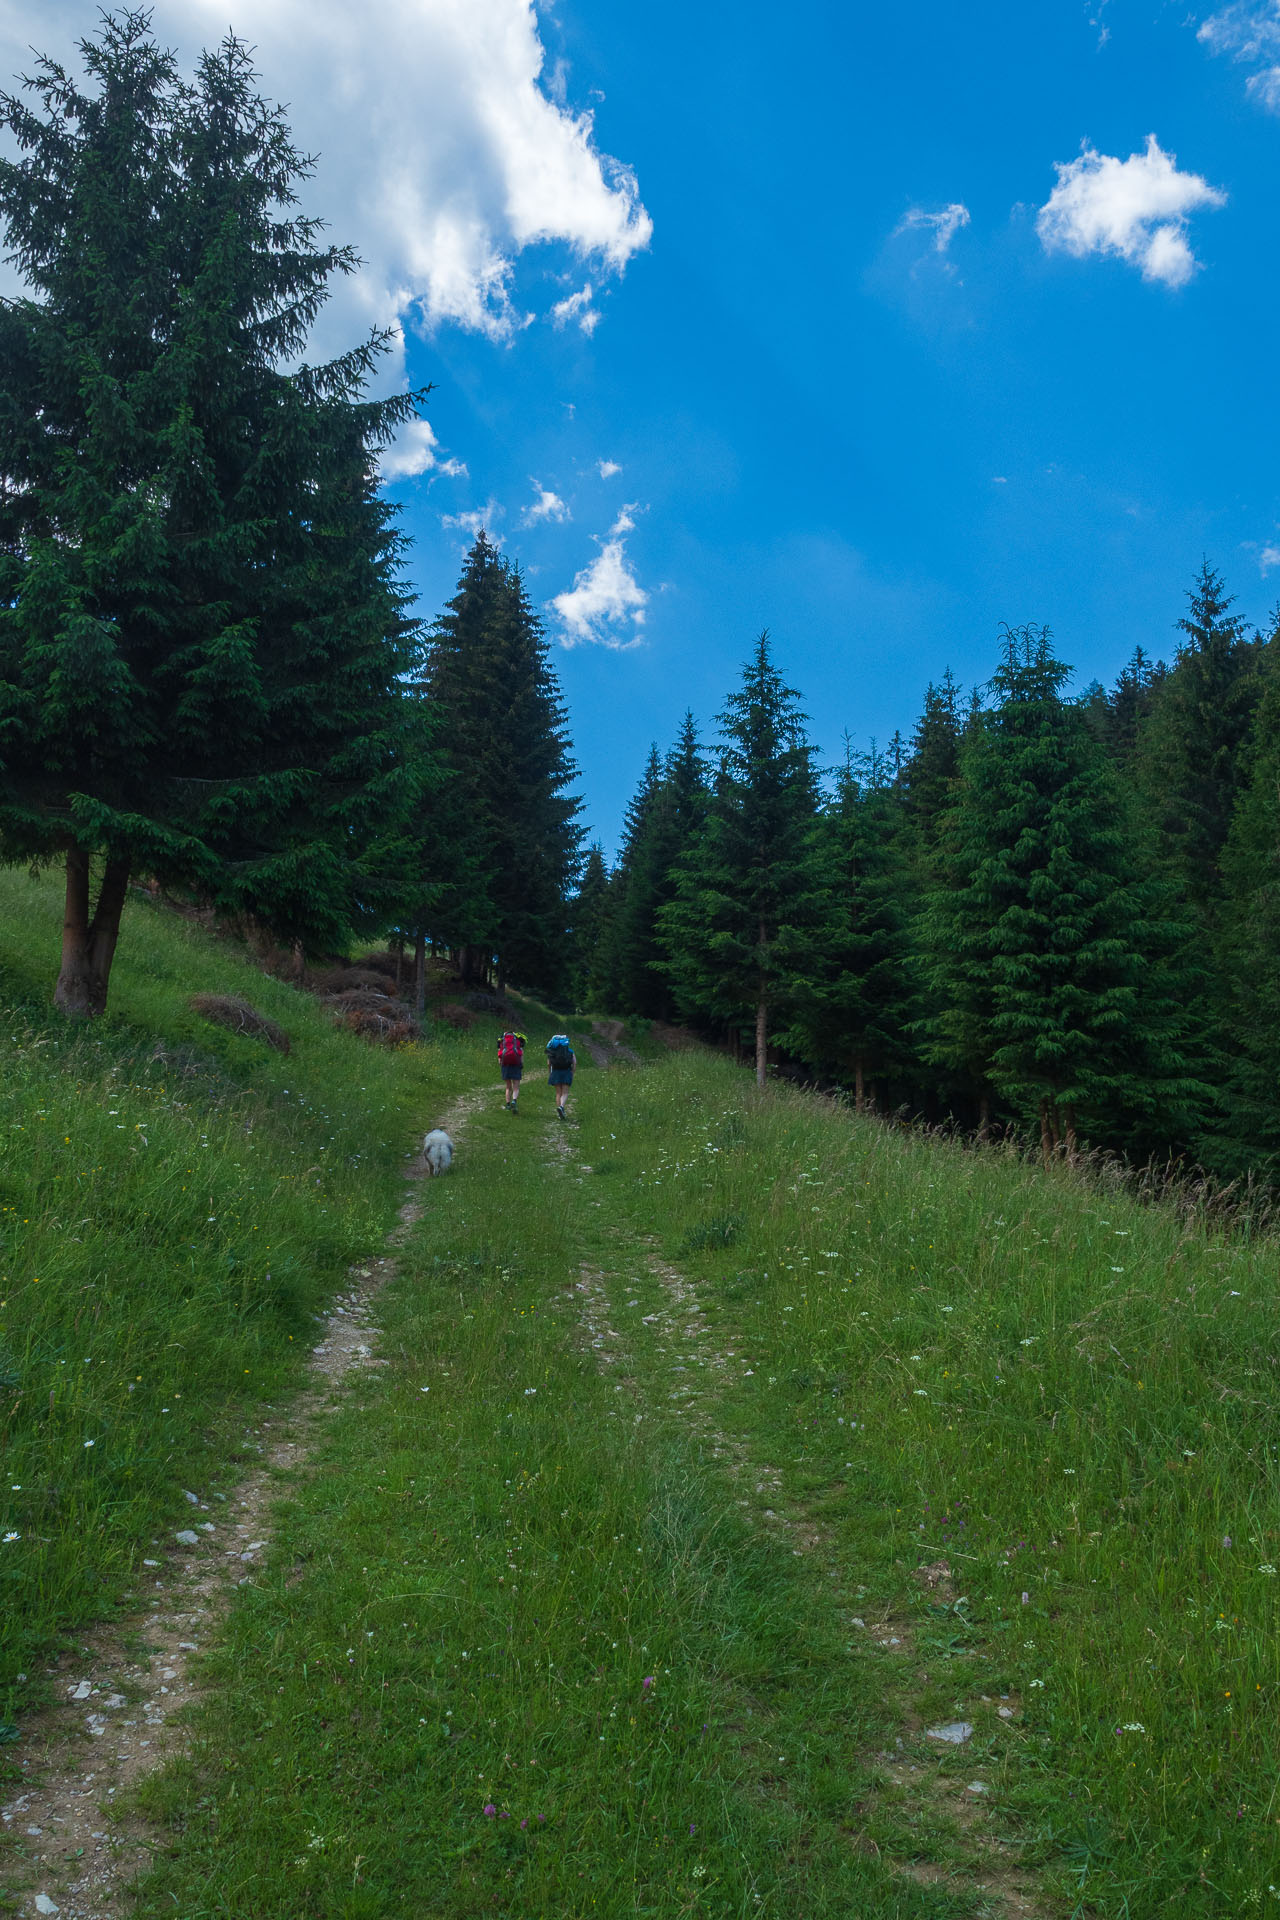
left=6, top=0, right=1280, bottom=854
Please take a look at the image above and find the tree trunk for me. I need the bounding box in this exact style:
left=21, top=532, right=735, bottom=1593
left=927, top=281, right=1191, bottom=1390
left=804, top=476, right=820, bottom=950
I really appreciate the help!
left=1038, top=1097, right=1053, bottom=1167
left=755, top=996, right=767, bottom=1089
left=414, top=934, right=426, bottom=1013
left=1062, top=1102, right=1078, bottom=1164
left=459, top=944, right=488, bottom=988
left=393, top=938, right=404, bottom=993
left=54, top=850, right=131, bottom=1018
left=854, top=1054, right=865, bottom=1114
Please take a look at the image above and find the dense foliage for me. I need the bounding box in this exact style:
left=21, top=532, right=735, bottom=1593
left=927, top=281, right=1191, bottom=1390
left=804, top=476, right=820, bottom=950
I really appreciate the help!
left=0, top=14, right=429, bottom=1013
left=584, top=572, right=1278, bottom=1174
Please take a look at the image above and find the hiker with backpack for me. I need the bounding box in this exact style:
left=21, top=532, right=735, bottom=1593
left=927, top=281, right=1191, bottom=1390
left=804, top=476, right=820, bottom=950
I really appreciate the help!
left=498, top=1029, right=526, bottom=1110
left=546, top=1032, right=576, bottom=1119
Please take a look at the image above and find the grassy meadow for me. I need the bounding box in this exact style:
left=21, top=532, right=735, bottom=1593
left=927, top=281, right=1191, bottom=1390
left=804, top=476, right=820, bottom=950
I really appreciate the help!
left=3, top=879, right=1279, bottom=1917
left=0, top=868, right=499, bottom=1738
left=129, top=1041, right=1280, bottom=1918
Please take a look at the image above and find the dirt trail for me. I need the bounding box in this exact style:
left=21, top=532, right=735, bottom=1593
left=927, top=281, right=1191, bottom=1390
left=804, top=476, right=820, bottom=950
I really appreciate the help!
left=1, top=1088, right=484, bottom=1920
left=582, top=1018, right=640, bottom=1069
left=553, top=1128, right=1051, bottom=1920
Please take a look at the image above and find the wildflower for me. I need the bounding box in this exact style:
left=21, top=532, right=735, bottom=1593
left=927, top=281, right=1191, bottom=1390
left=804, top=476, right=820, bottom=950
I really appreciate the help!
left=83, top=1439, right=95, bottom=1448
left=483, top=1804, right=496, bottom=1817
left=1261, top=1566, right=1278, bottom=1576
left=642, top=1675, right=654, bottom=1689
left=3, top=1531, right=19, bottom=1543
left=524, top=1388, right=537, bottom=1397
left=1029, top=1679, right=1045, bottom=1688
left=1119, top=1722, right=1145, bottom=1733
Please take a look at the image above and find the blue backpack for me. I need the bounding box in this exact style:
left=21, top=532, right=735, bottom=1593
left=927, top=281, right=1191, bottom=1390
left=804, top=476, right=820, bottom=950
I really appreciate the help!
left=548, top=1034, right=573, bottom=1069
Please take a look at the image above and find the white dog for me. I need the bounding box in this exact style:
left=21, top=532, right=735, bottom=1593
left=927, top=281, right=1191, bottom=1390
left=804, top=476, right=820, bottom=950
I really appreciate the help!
left=422, top=1129, right=454, bottom=1176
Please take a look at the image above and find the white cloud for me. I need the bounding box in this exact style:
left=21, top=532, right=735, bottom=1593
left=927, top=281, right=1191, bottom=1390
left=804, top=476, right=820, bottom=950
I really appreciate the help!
left=597, top=459, right=622, bottom=479
left=551, top=515, right=648, bottom=648
left=1036, top=135, right=1225, bottom=287
left=550, top=283, right=601, bottom=333
left=992, top=475, right=1008, bottom=485
left=378, top=417, right=467, bottom=482
left=441, top=500, right=504, bottom=544
left=609, top=502, right=639, bottom=535
left=1260, top=543, right=1280, bottom=575
left=522, top=483, right=570, bottom=526
left=1199, top=3, right=1280, bottom=107
left=894, top=202, right=971, bottom=254
left=0, top=2, right=651, bottom=344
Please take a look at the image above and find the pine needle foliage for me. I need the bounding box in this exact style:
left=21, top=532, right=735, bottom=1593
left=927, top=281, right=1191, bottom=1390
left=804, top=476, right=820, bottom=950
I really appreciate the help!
left=923, top=625, right=1207, bottom=1157
left=660, top=634, right=825, bottom=1084
left=786, top=744, right=917, bottom=1110
left=423, top=534, right=580, bottom=995
left=0, top=13, right=428, bottom=1013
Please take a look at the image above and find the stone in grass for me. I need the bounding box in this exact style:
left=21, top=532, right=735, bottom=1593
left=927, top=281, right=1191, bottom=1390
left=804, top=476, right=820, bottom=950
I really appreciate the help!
left=174, top=1529, right=200, bottom=1547
left=34, top=1896, right=60, bottom=1916
left=966, top=1780, right=988, bottom=1795
left=925, top=1720, right=973, bottom=1745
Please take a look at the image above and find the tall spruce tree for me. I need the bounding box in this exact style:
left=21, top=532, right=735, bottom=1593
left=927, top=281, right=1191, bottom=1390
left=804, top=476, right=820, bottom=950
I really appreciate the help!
left=1136, top=564, right=1261, bottom=920
left=609, top=716, right=709, bottom=1021
left=1105, top=646, right=1164, bottom=771
left=1218, top=637, right=1280, bottom=1168
left=903, top=670, right=962, bottom=853
left=607, top=746, right=663, bottom=1013
left=0, top=15, right=425, bottom=1013
left=566, top=844, right=611, bottom=1009
left=923, top=626, right=1205, bottom=1158
left=659, top=634, right=825, bottom=1085
left=787, top=744, right=916, bottom=1109
left=424, top=536, right=580, bottom=993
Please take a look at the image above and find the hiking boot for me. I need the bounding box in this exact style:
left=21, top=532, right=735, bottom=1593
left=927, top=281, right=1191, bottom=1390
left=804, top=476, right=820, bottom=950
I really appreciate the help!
left=557, top=1106, right=566, bottom=1121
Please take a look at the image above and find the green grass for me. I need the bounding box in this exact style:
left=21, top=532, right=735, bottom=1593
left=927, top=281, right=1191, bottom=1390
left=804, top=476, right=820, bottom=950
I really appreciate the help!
left=0, top=868, right=498, bottom=1730
left=570, top=1052, right=1280, bottom=1916
left=8, top=902, right=1280, bottom=1916
left=129, top=1085, right=956, bottom=1919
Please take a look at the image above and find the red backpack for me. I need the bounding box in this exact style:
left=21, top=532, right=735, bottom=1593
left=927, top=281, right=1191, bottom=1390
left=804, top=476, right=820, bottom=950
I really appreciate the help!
left=498, top=1031, right=524, bottom=1066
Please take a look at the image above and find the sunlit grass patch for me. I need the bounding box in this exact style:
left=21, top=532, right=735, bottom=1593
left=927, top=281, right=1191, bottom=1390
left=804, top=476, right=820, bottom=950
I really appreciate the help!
left=574, top=1049, right=1280, bottom=1915
left=0, top=869, right=495, bottom=1724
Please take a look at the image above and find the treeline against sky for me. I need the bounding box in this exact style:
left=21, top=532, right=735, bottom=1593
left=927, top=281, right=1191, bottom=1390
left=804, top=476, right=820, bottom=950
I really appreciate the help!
left=8, top=17, right=1280, bottom=1186
left=573, top=565, right=1280, bottom=1176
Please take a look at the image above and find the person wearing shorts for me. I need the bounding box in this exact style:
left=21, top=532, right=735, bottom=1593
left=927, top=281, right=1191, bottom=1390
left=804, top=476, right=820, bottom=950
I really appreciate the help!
left=546, top=1033, right=576, bottom=1118
left=498, top=1030, right=526, bottom=1109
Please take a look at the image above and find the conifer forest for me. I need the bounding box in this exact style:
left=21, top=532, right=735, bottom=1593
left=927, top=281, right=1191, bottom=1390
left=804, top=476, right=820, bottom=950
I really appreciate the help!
left=0, top=14, right=1276, bottom=1187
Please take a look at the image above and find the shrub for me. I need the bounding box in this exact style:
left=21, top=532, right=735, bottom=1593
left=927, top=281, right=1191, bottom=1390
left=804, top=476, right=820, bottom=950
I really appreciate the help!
left=188, top=992, right=290, bottom=1054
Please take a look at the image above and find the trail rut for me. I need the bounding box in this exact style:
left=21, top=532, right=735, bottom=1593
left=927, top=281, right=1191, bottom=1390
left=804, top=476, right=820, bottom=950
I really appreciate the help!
left=1, top=1088, right=484, bottom=1920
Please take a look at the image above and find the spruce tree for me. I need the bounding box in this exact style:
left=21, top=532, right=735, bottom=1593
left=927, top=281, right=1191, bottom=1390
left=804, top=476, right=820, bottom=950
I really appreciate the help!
left=0, top=15, right=424, bottom=1012
left=923, top=626, right=1205, bottom=1157
left=902, top=670, right=962, bottom=853
left=1218, top=639, right=1280, bottom=1168
left=787, top=744, right=917, bottom=1109
left=566, top=844, right=611, bottom=1010
left=1104, top=646, right=1164, bottom=771
left=424, top=537, right=580, bottom=993
left=610, top=716, right=709, bottom=1021
left=607, top=746, right=663, bottom=1013
left=659, top=634, right=825, bottom=1085
left=1136, top=564, right=1261, bottom=920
